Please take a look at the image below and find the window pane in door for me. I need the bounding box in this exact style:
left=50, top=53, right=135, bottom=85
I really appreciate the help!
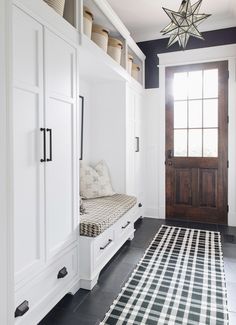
left=189, top=100, right=202, bottom=128
left=174, top=129, right=187, bottom=156
left=203, top=129, right=218, bottom=157
left=189, top=129, right=202, bottom=157
left=174, top=101, right=188, bottom=128
left=203, top=99, right=218, bottom=128
left=188, top=70, right=202, bottom=99
left=173, top=72, right=188, bottom=100
left=203, top=69, right=218, bottom=98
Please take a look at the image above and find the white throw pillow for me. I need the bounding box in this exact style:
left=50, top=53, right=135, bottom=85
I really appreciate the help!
left=80, top=160, right=115, bottom=199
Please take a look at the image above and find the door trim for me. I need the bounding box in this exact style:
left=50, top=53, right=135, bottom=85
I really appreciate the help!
left=157, top=44, right=236, bottom=226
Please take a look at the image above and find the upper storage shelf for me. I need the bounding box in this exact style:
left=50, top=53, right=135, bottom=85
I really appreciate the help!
left=17, top=0, right=146, bottom=87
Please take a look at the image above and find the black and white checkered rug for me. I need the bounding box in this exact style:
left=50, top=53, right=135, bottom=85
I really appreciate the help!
left=101, top=225, right=228, bottom=325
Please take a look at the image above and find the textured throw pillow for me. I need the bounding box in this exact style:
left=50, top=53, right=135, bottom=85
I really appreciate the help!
left=80, top=160, right=115, bottom=199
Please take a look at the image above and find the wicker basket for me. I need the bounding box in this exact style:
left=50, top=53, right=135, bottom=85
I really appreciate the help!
left=44, top=0, right=65, bottom=16
left=127, top=54, right=133, bottom=75
left=132, top=63, right=141, bottom=81
left=83, top=6, right=94, bottom=39
left=107, top=38, right=123, bottom=64
left=91, top=25, right=109, bottom=52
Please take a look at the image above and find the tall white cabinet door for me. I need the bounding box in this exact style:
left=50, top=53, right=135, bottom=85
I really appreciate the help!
left=126, top=86, right=136, bottom=197
left=134, top=92, right=144, bottom=205
left=44, top=29, right=77, bottom=260
left=13, top=7, right=45, bottom=284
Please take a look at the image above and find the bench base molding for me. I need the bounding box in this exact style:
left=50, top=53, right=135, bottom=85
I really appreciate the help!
left=79, top=204, right=140, bottom=290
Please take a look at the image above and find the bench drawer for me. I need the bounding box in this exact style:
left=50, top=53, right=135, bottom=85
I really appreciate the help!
left=93, top=228, right=115, bottom=268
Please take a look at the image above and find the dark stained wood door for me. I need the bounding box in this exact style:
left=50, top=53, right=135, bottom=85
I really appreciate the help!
left=165, top=61, right=228, bottom=224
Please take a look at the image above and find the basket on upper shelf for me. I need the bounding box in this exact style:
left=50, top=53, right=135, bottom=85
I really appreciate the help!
left=43, top=0, right=65, bottom=16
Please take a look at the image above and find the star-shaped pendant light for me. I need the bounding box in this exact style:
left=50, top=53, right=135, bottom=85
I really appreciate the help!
left=161, top=0, right=211, bottom=49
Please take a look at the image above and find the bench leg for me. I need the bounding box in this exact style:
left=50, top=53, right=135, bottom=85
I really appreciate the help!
left=80, top=274, right=100, bottom=290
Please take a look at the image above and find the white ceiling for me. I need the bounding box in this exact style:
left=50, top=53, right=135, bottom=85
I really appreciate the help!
left=106, top=0, right=236, bottom=42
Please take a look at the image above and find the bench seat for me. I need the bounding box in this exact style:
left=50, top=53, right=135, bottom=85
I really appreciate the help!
left=80, top=194, right=137, bottom=237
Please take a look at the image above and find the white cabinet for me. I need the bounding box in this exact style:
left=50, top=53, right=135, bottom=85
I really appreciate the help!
left=44, top=29, right=77, bottom=260
left=126, top=85, right=145, bottom=212
left=13, top=6, right=79, bottom=324
left=13, top=6, right=45, bottom=285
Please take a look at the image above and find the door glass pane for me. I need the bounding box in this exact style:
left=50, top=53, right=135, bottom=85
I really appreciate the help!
left=203, top=99, right=218, bottom=128
left=203, top=69, right=218, bottom=98
left=173, top=72, right=188, bottom=100
left=189, top=100, right=202, bottom=128
left=174, top=101, right=187, bottom=128
left=189, top=129, right=202, bottom=157
left=203, top=129, right=218, bottom=157
left=174, top=129, right=187, bottom=156
left=188, top=70, right=202, bottom=99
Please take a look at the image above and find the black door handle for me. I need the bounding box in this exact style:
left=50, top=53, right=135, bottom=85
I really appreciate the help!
left=135, top=137, right=140, bottom=152
left=46, top=128, right=52, bottom=162
left=40, top=128, right=46, bottom=162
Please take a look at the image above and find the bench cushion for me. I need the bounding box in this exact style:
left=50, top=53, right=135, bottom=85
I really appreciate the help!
left=80, top=194, right=137, bottom=237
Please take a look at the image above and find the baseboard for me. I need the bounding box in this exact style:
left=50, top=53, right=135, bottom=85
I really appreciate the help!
left=228, top=211, right=236, bottom=227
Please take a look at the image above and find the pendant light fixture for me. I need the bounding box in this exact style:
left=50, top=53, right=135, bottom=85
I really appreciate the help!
left=161, top=0, right=211, bottom=49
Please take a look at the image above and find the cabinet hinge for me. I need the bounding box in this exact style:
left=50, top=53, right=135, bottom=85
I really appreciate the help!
left=227, top=115, right=229, bottom=124
left=227, top=205, right=229, bottom=213
left=227, top=70, right=229, bottom=79
left=227, top=160, right=229, bottom=168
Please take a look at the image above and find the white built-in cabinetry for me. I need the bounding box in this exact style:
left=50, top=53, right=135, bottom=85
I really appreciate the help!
left=13, top=5, right=79, bottom=324
left=11, top=0, right=145, bottom=323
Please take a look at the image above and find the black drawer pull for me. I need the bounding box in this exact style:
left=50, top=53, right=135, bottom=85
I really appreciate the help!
left=15, top=300, right=29, bottom=318
left=57, top=267, right=68, bottom=279
left=122, top=221, right=131, bottom=229
left=138, top=203, right=143, bottom=208
left=100, top=239, right=112, bottom=250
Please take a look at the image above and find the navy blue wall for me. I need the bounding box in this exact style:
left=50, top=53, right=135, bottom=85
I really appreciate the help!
left=137, top=27, right=236, bottom=89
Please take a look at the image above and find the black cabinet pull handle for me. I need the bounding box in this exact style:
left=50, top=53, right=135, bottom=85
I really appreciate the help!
left=122, top=221, right=130, bottom=229
left=135, top=137, right=140, bottom=152
left=57, top=267, right=68, bottom=279
left=15, top=300, right=29, bottom=318
left=46, top=128, right=52, bottom=162
left=138, top=203, right=142, bottom=208
left=100, top=239, right=112, bottom=250
left=40, top=128, right=46, bottom=162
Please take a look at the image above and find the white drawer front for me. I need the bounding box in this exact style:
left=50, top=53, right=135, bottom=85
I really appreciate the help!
left=15, top=246, right=78, bottom=324
left=93, top=228, right=115, bottom=268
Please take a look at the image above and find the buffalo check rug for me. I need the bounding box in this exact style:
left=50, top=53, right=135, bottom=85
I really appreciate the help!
left=100, top=225, right=228, bottom=325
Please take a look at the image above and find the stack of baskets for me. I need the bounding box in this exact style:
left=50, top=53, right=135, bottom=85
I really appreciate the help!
left=83, top=6, right=141, bottom=81
left=83, top=6, right=124, bottom=66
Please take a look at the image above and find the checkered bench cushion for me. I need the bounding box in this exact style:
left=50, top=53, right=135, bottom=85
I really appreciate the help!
left=80, top=194, right=137, bottom=237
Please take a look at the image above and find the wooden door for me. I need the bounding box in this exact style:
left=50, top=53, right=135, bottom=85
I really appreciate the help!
left=44, top=29, right=77, bottom=260
left=165, top=61, right=228, bottom=224
left=13, top=7, right=45, bottom=283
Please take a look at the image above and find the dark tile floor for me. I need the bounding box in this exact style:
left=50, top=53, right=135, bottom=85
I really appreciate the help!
left=39, top=218, right=236, bottom=325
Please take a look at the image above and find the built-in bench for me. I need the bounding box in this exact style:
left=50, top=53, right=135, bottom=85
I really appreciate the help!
left=79, top=194, right=140, bottom=290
